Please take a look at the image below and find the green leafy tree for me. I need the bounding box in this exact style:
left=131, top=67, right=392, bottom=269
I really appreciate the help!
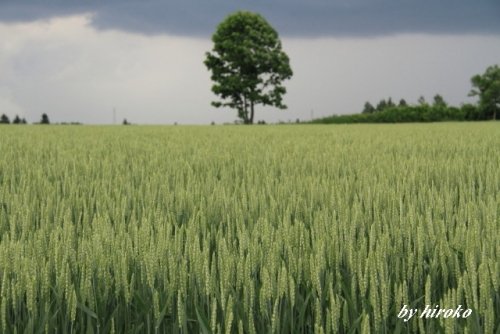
left=376, top=99, right=388, bottom=112
left=13, top=115, right=22, bottom=124
left=469, top=64, right=500, bottom=120
left=417, top=96, right=428, bottom=106
left=398, top=99, right=408, bottom=107
left=205, top=11, right=293, bottom=124
left=0, top=114, right=10, bottom=124
left=386, top=97, right=395, bottom=108
left=40, top=113, right=50, bottom=124
left=362, top=102, right=375, bottom=114
left=461, top=103, right=481, bottom=120
left=433, top=94, right=447, bottom=107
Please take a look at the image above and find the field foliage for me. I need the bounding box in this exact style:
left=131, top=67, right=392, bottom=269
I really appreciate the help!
left=0, top=124, right=499, bottom=333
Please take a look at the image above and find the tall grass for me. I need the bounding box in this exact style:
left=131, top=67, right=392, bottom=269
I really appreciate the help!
left=0, top=123, right=498, bottom=333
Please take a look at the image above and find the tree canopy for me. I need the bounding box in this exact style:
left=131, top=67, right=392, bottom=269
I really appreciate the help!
left=40, top=113, right=50, bottom=124
left=0, top=114, right=10, bottom=124
left=432, top=94, right=447, bottom=107
left=362, top=102, right=375, bottom=114
left=469, top=64, right=500, bottom=120
left=204, top=11, right=293, bottom=124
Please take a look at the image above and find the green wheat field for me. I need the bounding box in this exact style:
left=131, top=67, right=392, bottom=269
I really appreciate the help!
left=0, top=123, right=499, bottom=333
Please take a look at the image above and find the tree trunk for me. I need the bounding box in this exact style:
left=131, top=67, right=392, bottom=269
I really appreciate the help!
left=249, top=100, right=255, bottom=124
left=492, top=101, right=499, bottom=120
left=242, top=96, right=249, bottom=124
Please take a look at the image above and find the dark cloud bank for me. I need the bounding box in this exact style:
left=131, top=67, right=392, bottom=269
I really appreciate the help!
left=1, top=0, right=499, bottom=37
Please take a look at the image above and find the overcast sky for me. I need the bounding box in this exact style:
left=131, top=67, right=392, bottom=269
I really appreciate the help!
left=1, top=1, right=499, bottom=124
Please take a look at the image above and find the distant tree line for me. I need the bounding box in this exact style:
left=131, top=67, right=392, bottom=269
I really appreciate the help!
left=0, top=113, right=82, bottom=125
left=312, top=64, right=500, bottom=124
left=0, top=114, right=28, bottom=124
left=312, top=100, right=481, bottom=124
left=0, top=113, right=51, bottom=125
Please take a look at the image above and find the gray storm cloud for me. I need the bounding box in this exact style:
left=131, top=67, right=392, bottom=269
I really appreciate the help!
left=0, top=0, right=499, bottom=37
left=1, top=2, right=499, bottom=125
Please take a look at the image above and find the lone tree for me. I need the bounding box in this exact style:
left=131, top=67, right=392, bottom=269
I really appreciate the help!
left=40, top=113, right=50, bottom=124
left=0, top=114, right=10, bottom=124
left=205, top=11, right=293, bottom=124
left=469, top=64, right=500, bottom=120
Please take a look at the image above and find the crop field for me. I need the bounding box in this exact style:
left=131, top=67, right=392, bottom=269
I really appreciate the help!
left=0, top=123, right=499, bottom=333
